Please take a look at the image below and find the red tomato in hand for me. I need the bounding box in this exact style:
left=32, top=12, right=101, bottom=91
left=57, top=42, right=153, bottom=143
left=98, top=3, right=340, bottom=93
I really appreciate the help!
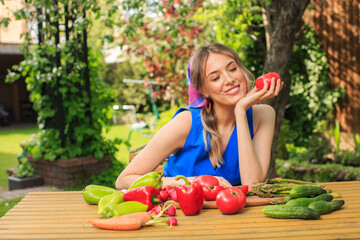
left=255, top=72, right=280, bottom=90
left=216, top=187, right=246, bottom=214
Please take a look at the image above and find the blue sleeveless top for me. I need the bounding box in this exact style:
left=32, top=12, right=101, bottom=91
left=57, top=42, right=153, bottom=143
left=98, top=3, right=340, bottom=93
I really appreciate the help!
left=164, top=107, right=254, bottom=186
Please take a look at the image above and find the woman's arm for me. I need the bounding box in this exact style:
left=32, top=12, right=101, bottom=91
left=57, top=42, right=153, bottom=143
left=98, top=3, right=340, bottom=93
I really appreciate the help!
left=115, top=110, right=192, bottom=190
left=235, top=77, right=282, bottom=186
left=236, top=104, right=275, bottom=186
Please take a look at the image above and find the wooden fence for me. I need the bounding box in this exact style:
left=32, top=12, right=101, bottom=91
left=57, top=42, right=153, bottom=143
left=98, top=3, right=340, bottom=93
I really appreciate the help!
left=304, top=0, right=360, bottom=133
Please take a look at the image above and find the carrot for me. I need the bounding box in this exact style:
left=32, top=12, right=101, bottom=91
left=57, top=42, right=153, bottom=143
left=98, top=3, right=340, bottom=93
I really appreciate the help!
left=87, top=217, right=144, bottom=230
left=115, top=212, right=152, bottom=222
left=86, top=211, right=169, bottom=231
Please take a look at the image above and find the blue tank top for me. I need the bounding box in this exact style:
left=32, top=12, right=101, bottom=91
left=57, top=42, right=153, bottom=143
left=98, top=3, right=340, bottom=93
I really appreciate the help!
left=164, top=106, right=254, bottom=186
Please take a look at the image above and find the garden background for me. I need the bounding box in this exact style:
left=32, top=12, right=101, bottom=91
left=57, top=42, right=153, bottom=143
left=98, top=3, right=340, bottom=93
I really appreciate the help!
left=0, top=0, right=359, bottom=215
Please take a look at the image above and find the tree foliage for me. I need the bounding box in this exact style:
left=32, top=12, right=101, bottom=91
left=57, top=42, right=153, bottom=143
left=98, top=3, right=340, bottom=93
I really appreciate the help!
left=197, top=0, right=265, bottom=78
left=104, top=0, right=205, bottom=107
left=1, top=0, right=119, bottom=161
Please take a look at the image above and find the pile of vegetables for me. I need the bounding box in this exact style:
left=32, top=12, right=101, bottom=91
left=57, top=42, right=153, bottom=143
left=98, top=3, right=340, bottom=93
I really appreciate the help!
left=82, top=173, right=346, bottom=229
left=262, top=185, right=345, bottom=219
left=175, top=174, right=248, bottom=215
left=82, top=172, right=249, bottom=230
left=83, top=171, right=178, bottom=230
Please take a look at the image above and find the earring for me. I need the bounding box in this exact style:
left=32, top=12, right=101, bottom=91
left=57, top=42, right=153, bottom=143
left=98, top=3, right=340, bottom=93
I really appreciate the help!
left=205, top=102, right=212, bottom=114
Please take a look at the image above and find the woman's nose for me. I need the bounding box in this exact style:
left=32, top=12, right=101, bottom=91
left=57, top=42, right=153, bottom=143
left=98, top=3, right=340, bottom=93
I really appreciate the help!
left=224, top=72, right=234, bottom=84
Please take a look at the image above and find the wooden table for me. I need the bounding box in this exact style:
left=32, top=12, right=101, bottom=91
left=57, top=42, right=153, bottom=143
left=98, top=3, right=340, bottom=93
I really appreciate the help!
left=0, top=181, right=359, bottom=239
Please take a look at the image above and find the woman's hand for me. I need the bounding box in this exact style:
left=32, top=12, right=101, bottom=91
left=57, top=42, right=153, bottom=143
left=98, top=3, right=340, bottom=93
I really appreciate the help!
left=235, top=77, right=284, bottom=113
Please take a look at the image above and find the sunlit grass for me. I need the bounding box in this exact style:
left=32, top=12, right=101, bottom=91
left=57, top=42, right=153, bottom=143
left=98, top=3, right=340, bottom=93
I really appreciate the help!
left=0, top=197, right=23, bottom=218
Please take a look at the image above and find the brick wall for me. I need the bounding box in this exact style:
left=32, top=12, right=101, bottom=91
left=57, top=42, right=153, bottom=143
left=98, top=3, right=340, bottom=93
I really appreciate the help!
left=28, top=155, right=113, bottom=189
left=304, top=0, right=360, bottom=132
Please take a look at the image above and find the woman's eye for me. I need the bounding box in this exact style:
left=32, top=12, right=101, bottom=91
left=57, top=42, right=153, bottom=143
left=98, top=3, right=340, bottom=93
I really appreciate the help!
left=212, top=76, right=219, bottom=81
left=230, top=67, right=237, bottom=72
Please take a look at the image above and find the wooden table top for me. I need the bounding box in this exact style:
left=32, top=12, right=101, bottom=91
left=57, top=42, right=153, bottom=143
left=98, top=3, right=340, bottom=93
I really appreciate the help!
left=0, top=181, right=359, bottom=239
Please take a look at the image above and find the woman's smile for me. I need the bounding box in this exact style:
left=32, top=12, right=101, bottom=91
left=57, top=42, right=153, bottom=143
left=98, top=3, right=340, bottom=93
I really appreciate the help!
left=224, top=85, right=240, bottom=95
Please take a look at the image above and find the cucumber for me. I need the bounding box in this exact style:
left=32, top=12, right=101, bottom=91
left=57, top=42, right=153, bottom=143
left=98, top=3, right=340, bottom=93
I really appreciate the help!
left=289, top=185, right=327, bottom=198
left=262, top=205, right=320, bottom=219
left=285, top=193, right=334, bottom=207
left=308, top=200, right=345, bottom=214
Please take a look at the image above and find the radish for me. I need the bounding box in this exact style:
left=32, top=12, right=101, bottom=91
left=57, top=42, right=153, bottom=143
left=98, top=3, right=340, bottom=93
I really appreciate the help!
left=163, top=185, right=173, bottom=192
left=167, top=217, right=177, bottom=226
left=168, top=189, right=178, bottom=202
left=159, top=190, right=169, bottom=201
left=165, top=205, right=176, bottom=216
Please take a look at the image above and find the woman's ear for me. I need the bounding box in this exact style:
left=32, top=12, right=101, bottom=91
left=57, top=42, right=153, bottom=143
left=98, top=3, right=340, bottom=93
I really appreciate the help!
left=198, top=85, right=210, bottom=99
left=199, top=90, right=209, bottom=99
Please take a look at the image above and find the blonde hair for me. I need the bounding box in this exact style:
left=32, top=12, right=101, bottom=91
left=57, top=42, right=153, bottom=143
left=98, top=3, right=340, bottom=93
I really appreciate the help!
left=190, top=43, right=254, bottom=168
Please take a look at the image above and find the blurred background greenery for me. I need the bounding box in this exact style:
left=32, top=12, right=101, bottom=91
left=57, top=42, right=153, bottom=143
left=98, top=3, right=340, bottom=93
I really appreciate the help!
left=0, top=0, right=359, bottom=193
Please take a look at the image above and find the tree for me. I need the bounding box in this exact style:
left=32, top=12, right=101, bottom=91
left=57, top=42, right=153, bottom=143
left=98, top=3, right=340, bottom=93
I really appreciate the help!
left=261, top=0, right=310, bottom=177
left=1, top=0, right=119, bottom=161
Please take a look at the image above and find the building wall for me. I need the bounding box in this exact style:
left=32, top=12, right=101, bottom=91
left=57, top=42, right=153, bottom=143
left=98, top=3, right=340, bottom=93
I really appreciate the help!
left=304, top=0, right=360, bottom=132
left=0, top=1, right=26, bottom=44
left=0, top=1, right=35, bottom=124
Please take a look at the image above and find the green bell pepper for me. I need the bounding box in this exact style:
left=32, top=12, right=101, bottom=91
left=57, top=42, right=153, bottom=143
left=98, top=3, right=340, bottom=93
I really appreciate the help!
left=102, top=201, right=148, bottom=218
left=97, top=191, right=124, bottom=215
left=82, top=184, right=118, bottom=205
left=128, top=171, right=163, bottom=190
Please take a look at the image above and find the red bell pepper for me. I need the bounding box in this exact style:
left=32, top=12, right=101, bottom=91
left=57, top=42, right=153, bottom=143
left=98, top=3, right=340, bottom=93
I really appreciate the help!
left=175, top=175, right=203, bottom=216
left=203, top=185, right=225, bottom=201
left=193, top=175, right=219, bottom=188
left=123, top=186, right=161, bottom=210
left=216, top=187, right=246, bottom=215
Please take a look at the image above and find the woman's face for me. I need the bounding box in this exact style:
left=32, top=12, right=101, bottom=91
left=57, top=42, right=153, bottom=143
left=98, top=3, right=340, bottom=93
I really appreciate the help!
left=202, top=52, right=248, bottom=107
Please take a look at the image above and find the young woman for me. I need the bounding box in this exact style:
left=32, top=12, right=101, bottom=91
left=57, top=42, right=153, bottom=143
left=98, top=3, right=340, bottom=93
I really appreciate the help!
left=116, top=43, right=284, bottom=189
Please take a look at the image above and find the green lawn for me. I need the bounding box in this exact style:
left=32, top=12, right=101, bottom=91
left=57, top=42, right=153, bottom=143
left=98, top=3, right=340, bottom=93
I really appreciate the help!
left=0, top=125, right=39, bottom=191
left=0, top=197, right=23, bottom=218
left=0, top=124, right=150, bottom=190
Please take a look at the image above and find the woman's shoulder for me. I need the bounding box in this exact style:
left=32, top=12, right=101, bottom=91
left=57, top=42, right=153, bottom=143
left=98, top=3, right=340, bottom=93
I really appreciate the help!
left=252, top=104, right=275, bottom=131
left=253, top=104, right=275, bottom=115
left=165, top=108, right=193, bottom=135
left=172, top=108, right=192, bottom=122
left=172, top=107, right=201, bottom=122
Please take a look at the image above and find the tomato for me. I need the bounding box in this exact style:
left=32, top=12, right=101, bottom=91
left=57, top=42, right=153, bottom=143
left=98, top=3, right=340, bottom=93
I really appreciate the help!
left=193, top=175, right=219, bottom=188
left=203, top=185, right=225, bottom=201
left=216, top=187, right=246, bottom=214
left=240, top=185, right=248, bottom=195
left=255, top=72, right=280, bottom=90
